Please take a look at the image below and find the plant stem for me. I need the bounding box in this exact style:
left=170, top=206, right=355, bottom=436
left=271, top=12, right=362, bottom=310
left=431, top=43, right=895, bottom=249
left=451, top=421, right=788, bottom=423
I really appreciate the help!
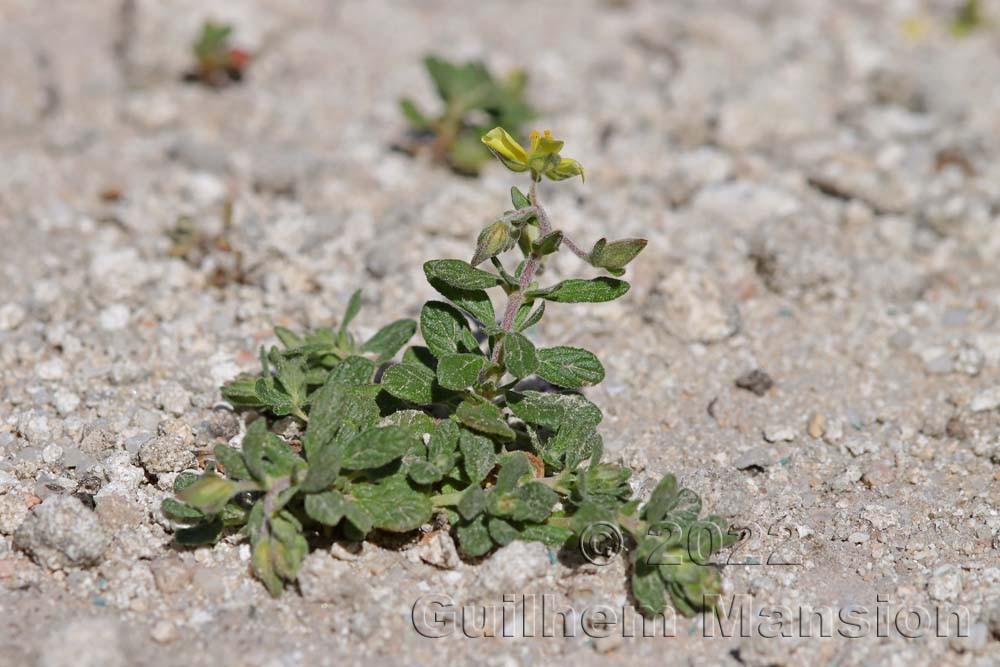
left=559, top=234, right=590, bottom=261
left=263, top=475, right=292, bottom=519
left=491, top=181, right=550, bottom=363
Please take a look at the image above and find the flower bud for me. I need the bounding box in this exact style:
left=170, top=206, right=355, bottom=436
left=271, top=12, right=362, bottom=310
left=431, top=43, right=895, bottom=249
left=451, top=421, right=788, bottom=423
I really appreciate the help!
left=471, top=219, right=518, bottom=266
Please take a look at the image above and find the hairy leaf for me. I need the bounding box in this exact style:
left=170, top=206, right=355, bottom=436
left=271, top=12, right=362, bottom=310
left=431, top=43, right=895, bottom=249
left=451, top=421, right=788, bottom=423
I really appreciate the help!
left=507, top=391, right=603, bottom=429
left=535, top=346, right=605, bottom=388
left=424, top=259, right=504, bottom=290
left=361, top=319, right=417, bottom=363
left=420, top=301, right=479, bottom=359
left=437, top=353, right=489, bottom=390
left=380, top=362, right=439, bottom=404
left=456, top=400, right=515, bottom=440
left=352, top=476, right=433, bottom=532
left=459, top=428, right=495, bottom=484
left=341, top=426, right=414, bottom=470
left=501, top=332, right=537, bottom=378
left=304, top=490, right=349, bottom=526
left=528, top=278, right=630, bottom=303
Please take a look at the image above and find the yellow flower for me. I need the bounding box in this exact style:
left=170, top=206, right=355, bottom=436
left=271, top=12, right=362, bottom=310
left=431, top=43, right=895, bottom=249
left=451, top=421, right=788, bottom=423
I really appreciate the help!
left=481, top=127, right=584, bottom=182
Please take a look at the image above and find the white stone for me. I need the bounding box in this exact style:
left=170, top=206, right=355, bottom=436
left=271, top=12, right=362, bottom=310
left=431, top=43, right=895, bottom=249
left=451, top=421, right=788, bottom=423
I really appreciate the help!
left=927, top=565, right=963, bottom=602
left=970, top=387, right=1000, bottom=413
left=763, top=426, right=796, bottom=443
left=99, top=304, right=131, bottom=331
left=36, top=358, right=66, bottom=381
left=0, top=303, right=26, bottom=331
left=53, top=389, right=80, bottom=415
left=42, top=444, right=63, bottom=465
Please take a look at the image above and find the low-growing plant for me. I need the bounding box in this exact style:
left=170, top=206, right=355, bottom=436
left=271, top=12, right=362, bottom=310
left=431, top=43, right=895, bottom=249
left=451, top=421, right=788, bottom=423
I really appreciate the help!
left=184, top=21, right=250, bottom=88
left=396, top=56, right=535, bottom=176
left=165, top=128, right=738, bottom=617
left=952, top=0, right=988, bottom=36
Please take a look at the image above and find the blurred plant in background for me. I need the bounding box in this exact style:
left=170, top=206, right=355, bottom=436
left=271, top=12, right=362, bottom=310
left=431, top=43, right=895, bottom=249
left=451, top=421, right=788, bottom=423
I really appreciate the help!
left=184, top=21, right=251, bottom=88
left=952, top=0, right=988, bottom=36
left=396, top=56, right=536, bottom=176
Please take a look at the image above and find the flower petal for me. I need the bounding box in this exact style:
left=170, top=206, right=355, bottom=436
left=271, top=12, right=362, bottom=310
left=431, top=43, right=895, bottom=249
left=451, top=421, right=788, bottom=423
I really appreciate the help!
left=530, top=135, right=564, bottom=160
left=481, top=127, right=528, bottom=167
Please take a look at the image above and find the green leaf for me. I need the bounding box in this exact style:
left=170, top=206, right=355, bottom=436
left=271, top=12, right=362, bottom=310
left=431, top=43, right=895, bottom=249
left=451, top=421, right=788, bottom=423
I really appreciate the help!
left=304, top=490, right=349, bottom=526
left=456, top=516, right=493, bottom=557
left=501, top=332, right=537, bottom=378
left=506, top=391, right=603, bottom=429
left=424, top=259, right=504, bottom=290
left=161, top=497, right=204, bottom=522
left=173, top=471, right=200, bottom=493
left=544, top=420, right=602, bottom=471
left=420, top=301, right=479, bottom=359
left=177, top=475, right=240, bottom=514
left=487, top=517, right=518, bottom=546
left=407, top=460, right=442, bottom=485
left=531, top=230, right=563, bottom=256
left=535, top=346, right=605, bottom=388
left=426, top=278, right=496, bottom=329
left=427, top=420, right=460, bottom=471
left=456, top=400, right=515, bottom=440
left=380, top=410, right=436, bottom=441
left=343, top=500, right=374, bottom=535
left=341, top=426, right=414, bottom=470
left=329, top=355, right=376, bottom=386
left=511, top=186, right=531, bottom=210
left=214, top=444, right=252, bottom=480
left=220, top=375, right=263, bottom=408
left=352, top=476, right=433, bottom=532
left=399, top=98, right=428, bottom=129
left=575, top=463, right=632, bottom=508
left=493, top=482, right=558, bottom=523
left=380, top=362, right=439, bottom=404
left=495, top=452, right=533, bottom=492
left=302, top=380, right=381, bottom=460
left=457, top=485, right=487, bottom=520
left=402, top=345, right=438, bottom=370
left=569, top=501, right=616, bottom=535
left=272, top=354, right=308, bottom=415
left=274, top=326, right=303, bottom=349
left=514, top=301, right=545, bottom=332
left=251, top=536, right=283, bottom=597
left=528, top=278, right=630, bottom=304
left=270, top=513, right=308, bottom=581
left=436, top=353, right=489, bottom=390
left=361, top=319, right=417, bottom=363
left=632, top=564, right=668, bottom=617
left=519, top=523, right=574, bottom=548
left=259, top=434, right=307, bottom=478
left=174, top=515, right=225, bottom=546
left=589, top=238, right=647, bottom=275
left=459, top=428, right=496, bottom=484
left=644, top=475, right=702, bottom=527
left=241, top=419, right=270, bottom=482
left=340, top=290, right=363, bottom=335
left=300, top=439, right=341, bottom=493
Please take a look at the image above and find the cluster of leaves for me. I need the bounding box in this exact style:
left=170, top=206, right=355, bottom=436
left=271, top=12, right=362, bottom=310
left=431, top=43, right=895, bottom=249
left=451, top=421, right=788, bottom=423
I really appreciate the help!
left=952, top=0, right=988, bottom=36
left=184, top=21, right=250, bottom=88
left=165, top=128, right=737, bottom=616
left=397, top=56, right=536, bottom=175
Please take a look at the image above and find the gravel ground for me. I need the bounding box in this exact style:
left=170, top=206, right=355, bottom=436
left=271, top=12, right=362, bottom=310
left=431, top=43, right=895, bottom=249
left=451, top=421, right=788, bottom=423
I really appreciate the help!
left=2, top=1, right=1000, bottom=665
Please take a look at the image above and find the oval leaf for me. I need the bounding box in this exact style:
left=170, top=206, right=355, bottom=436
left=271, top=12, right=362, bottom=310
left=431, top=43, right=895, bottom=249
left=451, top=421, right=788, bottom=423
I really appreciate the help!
left=535, top=346, right=605, bottom=388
